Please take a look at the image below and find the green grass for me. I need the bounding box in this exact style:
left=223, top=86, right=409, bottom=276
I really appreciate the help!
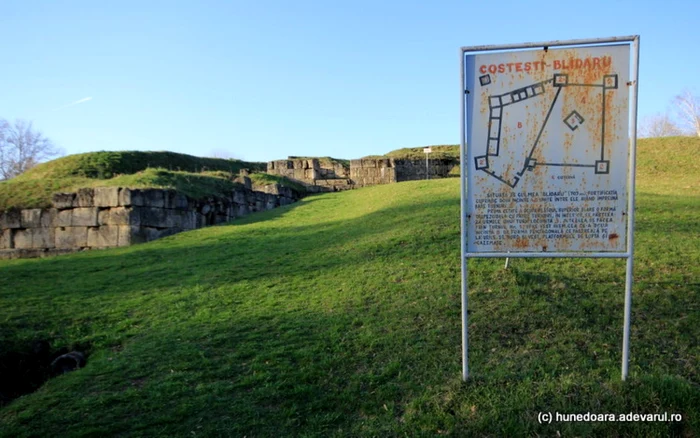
left=0, top=174, right=698, bottom=435
left=247, top=173, right=309, bottom=194
left=0, top=137, right=698, bottom=436
left=367, top=144, right=460, bottom=160
left=378, top=137, right=700, bottom=193
left=0, top=151, right=267, bottom=210
left=17, top=150, right=265, bottom=180
left=636, top=136, right=699, bottom=195
left=0, top=169, right=245, bottom=210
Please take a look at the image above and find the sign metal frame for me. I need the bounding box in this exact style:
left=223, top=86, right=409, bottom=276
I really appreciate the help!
left=459, top=35, right=640, bottom=381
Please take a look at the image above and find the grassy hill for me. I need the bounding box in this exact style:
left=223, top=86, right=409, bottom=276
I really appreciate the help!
left=379, top=137, right=699, bottom=194
left=0, top=137, right=698, bottom=435
left=0, top=151, right=274, bottom=210
left=17, top=150, right=266, bottom=180
left=365, top=144, right=460, bottom=160
left=636, top=136, right=699, bottom=195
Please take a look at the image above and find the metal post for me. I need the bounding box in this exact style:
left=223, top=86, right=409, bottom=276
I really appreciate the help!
left=460, top=48, right=469, bottom=381
left=426, top=153, right=429, bottom=180
left=622, top=35, right=640, bottom=381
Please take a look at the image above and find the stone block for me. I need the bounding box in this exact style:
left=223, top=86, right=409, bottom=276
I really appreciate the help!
left=0, top=209, right=21, bottom=229
left=76, top=188, right=95, bottom=207
left=0, top=248, right=47, bottom=260
left=169, top=192, right=190, bottom=210
left=40, top=209, right=56, bottom=227
left=138, top=207, right=171, bottom=228
left=32, top=228, right=55, bottom=249
left=20, top=209, right=42, bottom=228
left=265, top=194, right=278, bottom=210
left=280, top=187, right=293, bottom=198
left=13, top=229, right=33, bottom=249
left=180, top=211, right=197, bottom=229
left=194, top=212, right=206, bottom=228
left=52, top=192, right=76, bottom=209
left=117, top=225, right=140, bottom=246
left=56, top=227, right=88, bottom=248
left=361, top=159, right=377, bottom=168
left=44, top=249, right=78, bottom=258
left=119, top=188, right=143, bottom=207
left=87, top=226, right=119, bottom=248
left=138, top=226, right=168, bottom=242
left=237, top=204, right=250, bottom=217
left=55, top=210, right=73, bottom=227
left=241, top=176, right=252, bottom=190
left=227, top=205, right=237, bottom=219
left=72, top=208, right=99, bottom=227
left=233, top=190, right=246, bottom=205
left=200, top=203, right=212, bottom=216
left=142, top=189, right=165, bottom=208
left=98, top=207, right=132, bottom=226
left=0, top=229, right=13, bottom=249
left=93, top=187, right=120, bottom=207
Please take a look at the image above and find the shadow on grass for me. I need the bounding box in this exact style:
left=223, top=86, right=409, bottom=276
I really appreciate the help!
left=0, top=189, right=698, bottom=435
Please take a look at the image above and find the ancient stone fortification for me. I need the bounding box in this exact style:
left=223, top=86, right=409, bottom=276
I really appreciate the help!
left=0, top=183, right=299, bottom=260
left=268, top=157, right=459, bottom=189
left=266, top=158, right=353, bottom=192
left=350, top=157, right=458, bottom=187
left=349, top=159, right=396, bottom=186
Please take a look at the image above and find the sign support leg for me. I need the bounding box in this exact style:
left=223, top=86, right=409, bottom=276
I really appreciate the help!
left=462, top=256, right=469, bottom=381
left=621, top=255, right=633, bottom=380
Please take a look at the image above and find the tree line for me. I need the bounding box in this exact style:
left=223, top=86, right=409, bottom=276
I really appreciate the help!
left=638, top=89, right=700, bottom=138
left=0, top=119, right=62, bottom=180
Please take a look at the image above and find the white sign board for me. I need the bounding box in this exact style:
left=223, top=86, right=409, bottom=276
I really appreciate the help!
left=423, top=147, right=432, bottom=153
left=465, top=44, right=630, bottom=253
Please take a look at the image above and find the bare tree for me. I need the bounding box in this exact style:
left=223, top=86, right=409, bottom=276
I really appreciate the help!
left=638, top=113, right=683, bottom=138
left=0, top=119, right=63, bottom=180
left=209, top=148, right=240, bottom=160
left=673, top=89, right=700, bottom=137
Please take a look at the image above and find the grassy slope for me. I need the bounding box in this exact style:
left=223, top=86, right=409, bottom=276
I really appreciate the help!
left=17, top=151, right=266, bottom=180
left=0, top=151, right=275, bottom=210
left=0, top=138, right=698, bottom=435
left=364, top=145, right=460, bottom=160
left=636, top=136, right=699, bottom=195
left=379, top=137, right=700, bottom=192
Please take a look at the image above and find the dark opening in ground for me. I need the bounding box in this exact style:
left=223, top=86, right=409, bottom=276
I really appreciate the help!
left=0, top=340, right=89, bottom=406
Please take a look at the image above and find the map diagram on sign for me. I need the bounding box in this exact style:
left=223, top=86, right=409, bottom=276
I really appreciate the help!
left=464, top=44, right=631, bottom=253
left=473, top=71, right=620, bottom=188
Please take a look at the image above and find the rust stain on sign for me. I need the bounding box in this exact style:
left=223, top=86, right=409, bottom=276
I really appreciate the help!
left=466, top=43, right=631, bottom=253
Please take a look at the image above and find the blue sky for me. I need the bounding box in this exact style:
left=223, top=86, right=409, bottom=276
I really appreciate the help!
left=2, top=0, right=698, bottom=163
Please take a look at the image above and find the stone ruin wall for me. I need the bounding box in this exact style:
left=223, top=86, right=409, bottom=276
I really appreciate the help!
left=393, top=158, right=459, bottom=182
left=350, top=157, right=459, bottom=187
left=266, top=158, right=353, bottom=192
left=349, top=159, right=396, bottom=187
left=269, top=156, right=459, bottom=189
left=0, top=182, right=300, bottom=260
